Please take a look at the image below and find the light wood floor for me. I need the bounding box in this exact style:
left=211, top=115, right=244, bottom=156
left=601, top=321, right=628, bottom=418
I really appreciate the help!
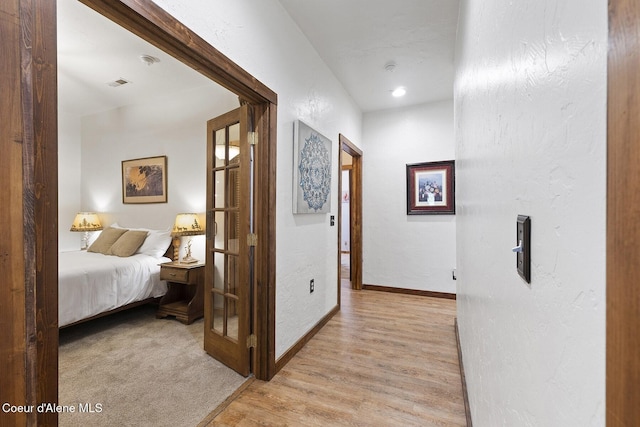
left=207, top=271, right=465, bottom=426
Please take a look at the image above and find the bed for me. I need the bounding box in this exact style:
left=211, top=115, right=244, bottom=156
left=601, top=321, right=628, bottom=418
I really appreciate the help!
left=59, top=224, right=173, bottom=327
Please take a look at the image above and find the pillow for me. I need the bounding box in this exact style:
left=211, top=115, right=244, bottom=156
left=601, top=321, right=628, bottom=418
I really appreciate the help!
left=87, top=229, right=101, bottom=247
left=137, top=230, right=172, bottom=258
left=111, top=222, right=172, bottom=258
left=87, top=227, right=128, bottom=254
left=107, top=230, right=149, bottom=257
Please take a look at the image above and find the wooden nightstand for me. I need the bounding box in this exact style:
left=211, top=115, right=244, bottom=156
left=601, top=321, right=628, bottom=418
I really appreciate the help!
left=156, top=262, right=204, bottom=324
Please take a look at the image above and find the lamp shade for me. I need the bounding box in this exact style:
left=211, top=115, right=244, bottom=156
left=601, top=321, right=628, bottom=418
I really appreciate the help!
left=70, top=212, right=103, bottom=232
left=171, top=213, right=205, bottom=236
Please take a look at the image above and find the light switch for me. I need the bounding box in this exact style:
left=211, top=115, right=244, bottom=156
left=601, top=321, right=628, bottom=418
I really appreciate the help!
left=516, top=215, right=531, bottom=283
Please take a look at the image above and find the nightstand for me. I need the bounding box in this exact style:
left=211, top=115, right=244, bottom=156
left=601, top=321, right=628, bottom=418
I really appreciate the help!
left=156, top=262, right=204, bottom=324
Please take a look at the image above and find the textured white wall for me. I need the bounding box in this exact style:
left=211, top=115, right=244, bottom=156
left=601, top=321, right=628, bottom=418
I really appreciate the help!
left=58, top=112, right=83, bottom=252
left=150, top=0, right=363, bottom=358
left=362, top=100, right=456, bottom=293
left=79, top=84, right=238, bottom=260
left=455, top=1, right=607, bottom=425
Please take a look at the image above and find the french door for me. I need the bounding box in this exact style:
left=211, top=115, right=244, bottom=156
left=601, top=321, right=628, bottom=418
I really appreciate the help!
left=205, top=105, right=254, bottom=376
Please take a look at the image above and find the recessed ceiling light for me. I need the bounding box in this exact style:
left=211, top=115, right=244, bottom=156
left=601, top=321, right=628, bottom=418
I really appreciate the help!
left=392, top=87, right=406, bottom=97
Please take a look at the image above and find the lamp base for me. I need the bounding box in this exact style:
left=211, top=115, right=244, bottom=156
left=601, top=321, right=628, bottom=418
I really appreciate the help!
left=180, top=256, right=199, bottom=264
left=81, top=231, right=89, bottom=250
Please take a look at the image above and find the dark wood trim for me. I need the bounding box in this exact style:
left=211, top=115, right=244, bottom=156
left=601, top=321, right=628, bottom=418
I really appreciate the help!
left=339, top=134, right=363, bottom=292
left=341, top=136, right=363, bottom=157
left=607, top=0, right=640, bottom=424
left=275, top=305, right=340, bottom=373
left=78, top=0, right=277, bottom=105
left=1, top=2, right=29, bottom=424
left=27, top=0, right=59, bottom=424
left=197, top=376, right=256, bottom=426
left=253, top=102, right=278, bottom=380
left=455, top=319, right=473, bottom=427
left=337, top=145, right=343, bottom=307
left=0, top=0, right=60, bottom=424
left=362, top=284, right=456, bottom=300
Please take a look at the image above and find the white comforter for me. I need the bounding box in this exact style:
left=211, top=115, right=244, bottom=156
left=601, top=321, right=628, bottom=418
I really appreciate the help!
left=59, top=251, right=170, bottom=327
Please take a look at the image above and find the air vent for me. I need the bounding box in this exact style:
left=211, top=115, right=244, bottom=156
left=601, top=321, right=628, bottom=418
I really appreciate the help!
left=107, top=78, right=131, bottom=87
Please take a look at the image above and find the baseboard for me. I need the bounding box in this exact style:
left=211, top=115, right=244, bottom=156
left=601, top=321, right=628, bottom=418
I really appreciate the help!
left=362, top=284, right=456, bottom=300
left=275, top=305, right=340, bottom=373
left=455, top=318, right=473, bottom=427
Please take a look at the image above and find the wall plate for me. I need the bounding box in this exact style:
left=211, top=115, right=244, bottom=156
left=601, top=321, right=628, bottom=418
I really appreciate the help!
left=516, top=215, right=531, bottom=283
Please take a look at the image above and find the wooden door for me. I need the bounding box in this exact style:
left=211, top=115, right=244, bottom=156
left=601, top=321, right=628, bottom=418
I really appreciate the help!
left=205, top=106, right=253, bottom=376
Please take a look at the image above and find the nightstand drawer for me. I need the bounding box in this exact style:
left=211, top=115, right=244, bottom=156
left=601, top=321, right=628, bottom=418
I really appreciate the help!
left=160, top=267, right=190, bottom=283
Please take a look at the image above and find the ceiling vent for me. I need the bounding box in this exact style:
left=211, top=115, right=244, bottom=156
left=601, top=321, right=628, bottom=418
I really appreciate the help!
left=107, top=78, right=131, bottom=88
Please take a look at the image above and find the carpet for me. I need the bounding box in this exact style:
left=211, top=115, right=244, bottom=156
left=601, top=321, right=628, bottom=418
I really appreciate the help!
left=59, top=305, right=247, bottom=427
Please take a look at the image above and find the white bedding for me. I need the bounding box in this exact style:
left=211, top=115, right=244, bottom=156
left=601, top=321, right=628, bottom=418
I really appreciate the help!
left=59, top=251, right=170, bottom=327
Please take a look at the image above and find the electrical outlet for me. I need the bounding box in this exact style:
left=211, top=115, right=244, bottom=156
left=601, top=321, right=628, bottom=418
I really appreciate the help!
left=310, top=279, right=314, bottom=293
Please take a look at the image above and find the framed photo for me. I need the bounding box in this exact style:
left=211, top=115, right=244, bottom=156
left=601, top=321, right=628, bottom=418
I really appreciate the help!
left=406, top=160, right=455, bottom=215
left=293, top=120, right=332, bottom=214
left=122, top=155, right=168, bottom=204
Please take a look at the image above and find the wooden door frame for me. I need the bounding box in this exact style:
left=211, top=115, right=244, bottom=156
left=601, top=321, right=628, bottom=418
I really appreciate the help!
left=3, top=1, right=278, bottom=423
left=80, top=0, right=278, bottom=381
left=338, top=134, right=363, bottom=304
left=1, top=1, right=58, bottom=425
left=607, top=0, right=640, bottom=423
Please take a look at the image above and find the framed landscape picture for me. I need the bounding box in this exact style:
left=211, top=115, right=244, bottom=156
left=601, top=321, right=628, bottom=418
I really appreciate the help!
left=122, top=155, right=168, bottom=204
left=406, top=160, right=455, bottom=215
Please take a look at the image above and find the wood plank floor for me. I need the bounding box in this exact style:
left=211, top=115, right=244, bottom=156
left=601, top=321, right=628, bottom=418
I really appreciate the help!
left=207, top=278, right=465, bottom=426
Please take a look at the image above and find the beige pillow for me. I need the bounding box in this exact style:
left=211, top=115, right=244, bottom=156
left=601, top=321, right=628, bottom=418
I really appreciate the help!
left=107, top=230, right=149, bottom=257
left=87, top=227, right=128, bottom=254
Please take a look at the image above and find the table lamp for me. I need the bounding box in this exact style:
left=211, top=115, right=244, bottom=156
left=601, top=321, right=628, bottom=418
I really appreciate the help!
left=171, top=213, right=205, bottom=263
left=70, top=212, right=103, bottom=250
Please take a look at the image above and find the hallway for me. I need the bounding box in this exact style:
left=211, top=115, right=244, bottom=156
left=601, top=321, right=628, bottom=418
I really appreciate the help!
left=207, top=284, right=465, bottom=426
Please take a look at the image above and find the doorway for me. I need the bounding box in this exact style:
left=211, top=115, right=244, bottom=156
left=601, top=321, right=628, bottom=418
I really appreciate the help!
left=3, top=1, right=278, bottom=423
left=341, top=158, right=353, bottom=286
left=73, top=0, right=277, bottom=380
left=338, top=134, right=363, bottom=304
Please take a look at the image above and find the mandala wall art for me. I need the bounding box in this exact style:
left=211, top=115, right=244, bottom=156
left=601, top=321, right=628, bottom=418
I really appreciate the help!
left=293, top=120, right=333, bottom=214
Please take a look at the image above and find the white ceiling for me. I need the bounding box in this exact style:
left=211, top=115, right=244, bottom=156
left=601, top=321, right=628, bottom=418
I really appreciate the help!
left=278, top=0, right=460, bottom=112
left=58, top=0, right=459, bottom=116
left=57, top=0, right=220, bottom=117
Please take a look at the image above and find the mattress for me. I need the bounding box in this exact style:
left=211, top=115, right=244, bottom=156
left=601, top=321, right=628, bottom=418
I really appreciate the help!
left=58, top=250, right=170, bottom=327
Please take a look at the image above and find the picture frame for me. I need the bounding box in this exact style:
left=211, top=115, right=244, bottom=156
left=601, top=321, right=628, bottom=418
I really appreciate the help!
left=406, top=160, right=455, bottom=215
left=122, top=155, right=168, bottom=204
left=292, top=120, right=332, bottom=214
